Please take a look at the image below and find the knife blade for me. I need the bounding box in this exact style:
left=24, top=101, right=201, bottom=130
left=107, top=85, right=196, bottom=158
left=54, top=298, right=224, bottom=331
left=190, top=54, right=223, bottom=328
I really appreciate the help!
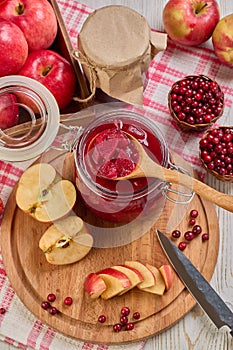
left=156, top=229, right=233, bottom=336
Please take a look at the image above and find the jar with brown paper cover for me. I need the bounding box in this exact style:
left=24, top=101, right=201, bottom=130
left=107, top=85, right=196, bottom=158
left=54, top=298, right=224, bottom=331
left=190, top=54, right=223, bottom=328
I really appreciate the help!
left=72, top=5, right=167, bottom=105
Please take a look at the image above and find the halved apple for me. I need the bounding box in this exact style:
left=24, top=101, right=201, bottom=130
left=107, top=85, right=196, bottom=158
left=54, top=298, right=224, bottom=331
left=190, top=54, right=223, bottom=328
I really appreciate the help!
left=16, top=163, right=76, bottom=223
left=84, top=273, right=107, bottom=299
left=97, top=267, right=132, bottom=300
left=39, top=215, right=93, bottom=265
left=159, top=265, right=173, bottom=291
left=141, top=264, right=166, bottom=295
left=125, top=261, right=155, bottom=289
left=111, top=265, right=143, bottom=294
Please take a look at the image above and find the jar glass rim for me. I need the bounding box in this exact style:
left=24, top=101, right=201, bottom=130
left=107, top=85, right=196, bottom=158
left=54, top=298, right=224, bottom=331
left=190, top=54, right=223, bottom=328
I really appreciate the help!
left=75, top=108, right=169, bottom=201
left=0, top=76, right=60, bottom=162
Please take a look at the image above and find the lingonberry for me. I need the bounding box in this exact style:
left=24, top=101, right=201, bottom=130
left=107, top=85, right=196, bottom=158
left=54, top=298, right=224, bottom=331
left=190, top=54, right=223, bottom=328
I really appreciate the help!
left=41, top=301, right=50, bottom=310
left=189, top=218, right=196, bottom=226
left=178, top=242, right=187, bottom=251
left=190, top=209, right=198, bottom=218
left=120, top=316, right=128, bottom=325
left=47, top=293, right=56, bottom=302
left=214, top=143, right=223, bottom=154
left=202, top=154, right=212, bottom=163
left=49, top=306, right=58, bottom=315
left=207, top=161, right=215, bottom=170
left=98, top=315, right=106, bottom=323
left=121, top=307, right=130, bottom=316
left=184, top=231, right=195, bottom=241
left=64, top=297, right=73, bottom=306
left=125, top=322, right=134, bottom=331
left=202, top=233, right=209, bottom=241
left=113, top=323, right=122, bottom=332
left=171, top=229, right=181, bottom=239
left=192, top=225, right=202, bottom=235
left=133, top=312, right=141, bottom=320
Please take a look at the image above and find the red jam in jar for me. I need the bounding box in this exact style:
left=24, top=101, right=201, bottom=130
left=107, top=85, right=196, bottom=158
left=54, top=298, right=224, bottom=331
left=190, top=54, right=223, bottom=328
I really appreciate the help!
left=88, top=127, right=139, bottom=180
left=74, top=109, right=169, bottom=223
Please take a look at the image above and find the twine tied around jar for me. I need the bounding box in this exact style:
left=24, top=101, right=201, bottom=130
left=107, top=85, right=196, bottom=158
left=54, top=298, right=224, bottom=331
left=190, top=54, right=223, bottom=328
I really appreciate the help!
left=71, top=49, right=97, bottom=103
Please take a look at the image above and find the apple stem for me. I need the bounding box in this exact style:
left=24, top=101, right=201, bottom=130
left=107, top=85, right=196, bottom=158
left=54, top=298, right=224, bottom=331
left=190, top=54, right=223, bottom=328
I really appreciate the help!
left=42, top=66, right=53, bottom=76
left=16, top=2, right=25, bottom=15
left=195, top=2, right=208, bottom=14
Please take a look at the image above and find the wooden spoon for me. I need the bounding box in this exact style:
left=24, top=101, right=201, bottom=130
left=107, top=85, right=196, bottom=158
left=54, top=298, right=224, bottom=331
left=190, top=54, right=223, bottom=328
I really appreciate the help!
left=102, top=133, right=233, bottom=213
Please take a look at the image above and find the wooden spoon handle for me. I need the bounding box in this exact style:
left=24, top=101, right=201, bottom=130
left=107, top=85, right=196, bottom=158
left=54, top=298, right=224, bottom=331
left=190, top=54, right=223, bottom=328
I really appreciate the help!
left=163, top=167, right=233, bottom=212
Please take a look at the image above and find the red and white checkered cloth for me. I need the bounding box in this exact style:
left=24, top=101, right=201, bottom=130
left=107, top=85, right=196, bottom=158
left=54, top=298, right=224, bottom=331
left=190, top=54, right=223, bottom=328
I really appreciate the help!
left=0, top=1, right=233, bottom=349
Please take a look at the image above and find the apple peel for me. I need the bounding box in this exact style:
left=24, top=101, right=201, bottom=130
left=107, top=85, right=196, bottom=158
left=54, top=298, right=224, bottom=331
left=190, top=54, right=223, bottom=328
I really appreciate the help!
left=84, top=261, right=173, bottom=300
left=112, top=265, right=143, bottom=295
left=125, top=260, right=155, bottom=289
left=84, top=273, right=107, bottom=299
left=97, top=267, right=132, bottom=300
left=159, top=265, right=173, bottom=291
left=142, top=264, right=166, bottom=295
left=16, top=163, right=76, bottom=223
left=39, top=215, right=93, bottom=265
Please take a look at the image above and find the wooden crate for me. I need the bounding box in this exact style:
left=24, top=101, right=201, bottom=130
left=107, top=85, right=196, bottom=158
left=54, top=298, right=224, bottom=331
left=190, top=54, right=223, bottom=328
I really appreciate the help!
left=49, top=0, right=91, bottom=117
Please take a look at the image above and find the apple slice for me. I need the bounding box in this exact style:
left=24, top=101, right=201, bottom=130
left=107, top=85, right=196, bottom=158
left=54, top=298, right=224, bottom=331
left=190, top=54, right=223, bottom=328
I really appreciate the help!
left=159, top=265, right=173, bottom=291
left=111, top=265, right=143, bottom=294
left=16, top=163, right=76, bottom=223
left=125, top=261, right=155, bottom=289
left=97, top=267, right=132, bottom=300
left=39, top=215, right=93, bottom=265
left=84, top=273, right=107, bottom=299
left=141, top=264, right=166, bottom=295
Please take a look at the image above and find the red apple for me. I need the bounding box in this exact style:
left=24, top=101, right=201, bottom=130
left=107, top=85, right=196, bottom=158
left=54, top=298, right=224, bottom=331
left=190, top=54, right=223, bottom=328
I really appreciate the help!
left=212, top=14, right=233, bottom=68
left=97, top=267, right=132, bottom=299
left=142, top=264, right=166, bottom=295
left=18, top=50, right=76, bottom=110
left=162, top=0, right=220, bottom=46
left=112, top=265, right=143, bottom=294
left=159, top=265, right=173, bottom=291
left=119, top=264, right=144, bottom=282
left=0, top=0, right=57, bottom=51
left=0, top=18, right=28, bottom=77
left=0, top=93, right=19, bottom=130
left=84, top=273, right=107, bottom=299
left=125, top=261, right=155, bottom=289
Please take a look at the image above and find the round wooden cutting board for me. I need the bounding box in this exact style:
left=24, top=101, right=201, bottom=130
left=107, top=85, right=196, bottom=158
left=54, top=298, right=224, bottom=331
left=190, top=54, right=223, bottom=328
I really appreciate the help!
left=0, top=150, right=219, bottom=344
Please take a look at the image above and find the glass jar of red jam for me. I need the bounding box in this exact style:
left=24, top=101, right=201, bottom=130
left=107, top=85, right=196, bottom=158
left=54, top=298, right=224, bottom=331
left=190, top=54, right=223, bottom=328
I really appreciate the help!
left=74, top=108, right=174, bottom=224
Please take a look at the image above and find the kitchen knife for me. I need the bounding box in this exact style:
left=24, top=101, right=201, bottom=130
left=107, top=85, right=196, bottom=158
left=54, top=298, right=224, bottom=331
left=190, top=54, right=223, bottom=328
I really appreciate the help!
left=156, top=229, right=233, bottom=336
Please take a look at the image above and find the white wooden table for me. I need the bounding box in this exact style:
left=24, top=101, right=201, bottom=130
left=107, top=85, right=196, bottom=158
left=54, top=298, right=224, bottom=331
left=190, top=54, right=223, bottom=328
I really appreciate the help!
left=2, top=1, right=233, bottom=349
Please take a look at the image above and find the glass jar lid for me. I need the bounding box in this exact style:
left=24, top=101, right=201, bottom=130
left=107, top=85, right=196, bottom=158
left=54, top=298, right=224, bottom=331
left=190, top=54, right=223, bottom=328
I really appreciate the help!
left=0, top=75, right=60, bottom=162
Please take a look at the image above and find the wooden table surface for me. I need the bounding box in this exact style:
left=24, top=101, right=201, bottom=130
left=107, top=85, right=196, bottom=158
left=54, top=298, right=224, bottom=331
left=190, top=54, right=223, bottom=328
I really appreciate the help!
left=2, top=1, right=233, bottom=349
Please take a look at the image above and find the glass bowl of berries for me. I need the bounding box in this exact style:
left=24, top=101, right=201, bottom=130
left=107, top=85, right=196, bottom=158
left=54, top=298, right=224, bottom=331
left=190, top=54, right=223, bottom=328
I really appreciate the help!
left=168, top=75, right=224, bottom=132
left=199, top=126, right=233, bottom=181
